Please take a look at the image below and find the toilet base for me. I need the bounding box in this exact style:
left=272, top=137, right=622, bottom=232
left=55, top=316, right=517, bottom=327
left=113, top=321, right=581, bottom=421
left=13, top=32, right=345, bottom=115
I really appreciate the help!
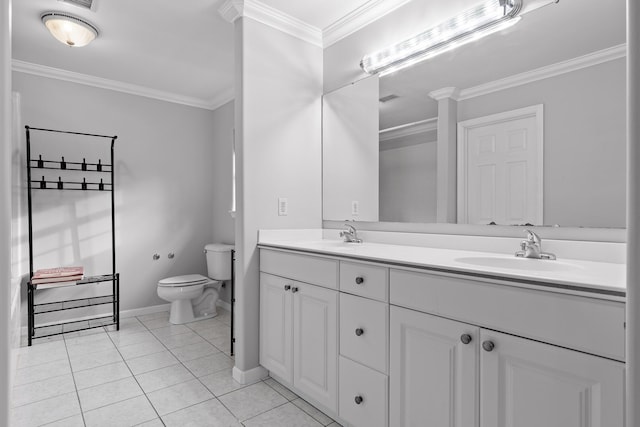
left=168, top=299, right=219, bottom=325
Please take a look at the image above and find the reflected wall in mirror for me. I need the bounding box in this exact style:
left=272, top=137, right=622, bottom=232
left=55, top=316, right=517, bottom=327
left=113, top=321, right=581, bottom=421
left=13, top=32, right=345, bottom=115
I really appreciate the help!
left=322, top=0, right=627, bottom=229
left=323, top=75, right=379, bottom=221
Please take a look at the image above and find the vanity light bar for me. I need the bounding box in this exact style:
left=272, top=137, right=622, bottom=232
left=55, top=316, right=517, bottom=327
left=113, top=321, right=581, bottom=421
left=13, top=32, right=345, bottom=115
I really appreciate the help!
left=360, top=0, right=523, bottom=76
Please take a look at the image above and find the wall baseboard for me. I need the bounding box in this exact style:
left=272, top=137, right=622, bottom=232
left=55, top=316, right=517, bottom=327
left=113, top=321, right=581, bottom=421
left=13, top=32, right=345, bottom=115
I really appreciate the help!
left=217, top=299, right=232, bottom=312
left=120, top=303, right=170, bottom=319
left=233, top=365, right=269, bottom=385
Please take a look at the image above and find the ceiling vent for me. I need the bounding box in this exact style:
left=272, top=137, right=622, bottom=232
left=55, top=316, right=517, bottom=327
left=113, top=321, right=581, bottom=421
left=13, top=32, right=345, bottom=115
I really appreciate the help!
left=379, top=94, right=399, bottom=103
left=58, top=0, right=97, bottom=11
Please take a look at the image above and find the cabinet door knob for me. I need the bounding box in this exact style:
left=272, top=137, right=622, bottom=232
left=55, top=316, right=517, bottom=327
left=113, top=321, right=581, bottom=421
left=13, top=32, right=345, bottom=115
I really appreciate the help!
left=460, top=334, right=472, bottom=345
left=355, top=328, right=364, bottom=336
left=355, top=276, right=364, bottom=284
left=284, top=285, right=291, bottom=291
left=291, top=287, right=299, bottom=293
left=354, top=395, right=363, bottom=405
left=482, top=340, right=495, bottom=352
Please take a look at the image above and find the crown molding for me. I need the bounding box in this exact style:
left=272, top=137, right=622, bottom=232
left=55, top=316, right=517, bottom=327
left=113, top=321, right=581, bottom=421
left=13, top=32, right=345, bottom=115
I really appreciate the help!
left=323, top=0, right=413, bottom=48
left=208, top=87, right=235, bottom=111
left=219, top=0, right=243, bottom=23
left=12, top=59, right=226, bottom=110
left=379, top=117, right=438, bottom=141
left=219, top=0, right=322, bottom=47
left=458, top=44, right=627, bottom=101
left=429, top=87, right=460, bottom=101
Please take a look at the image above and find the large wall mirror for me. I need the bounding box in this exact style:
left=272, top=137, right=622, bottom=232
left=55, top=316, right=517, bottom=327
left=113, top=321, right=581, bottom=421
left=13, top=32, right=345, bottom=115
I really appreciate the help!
left=322, top=0, right=626, bottom=230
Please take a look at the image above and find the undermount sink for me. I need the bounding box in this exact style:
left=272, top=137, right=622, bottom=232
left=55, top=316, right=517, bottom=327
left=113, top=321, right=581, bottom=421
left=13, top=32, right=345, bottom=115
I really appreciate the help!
left=455, top=256, right=581, bottom=272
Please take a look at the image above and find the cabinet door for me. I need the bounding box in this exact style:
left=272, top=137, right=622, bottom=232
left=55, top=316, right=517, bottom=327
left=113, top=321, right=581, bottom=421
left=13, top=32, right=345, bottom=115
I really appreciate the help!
left=480, top=330, right=625, bottom=427
left=259, top=273, right=293, bottom=384
left=390, top=306, right=479, bottom=427
left=293, top=282, right=338, bottom=412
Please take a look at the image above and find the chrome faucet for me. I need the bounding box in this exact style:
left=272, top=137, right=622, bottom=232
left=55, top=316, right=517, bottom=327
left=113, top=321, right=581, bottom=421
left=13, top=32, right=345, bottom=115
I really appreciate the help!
left=340, top=224, right=362, bottom=243
left=515, top=229, right=556, bottom=260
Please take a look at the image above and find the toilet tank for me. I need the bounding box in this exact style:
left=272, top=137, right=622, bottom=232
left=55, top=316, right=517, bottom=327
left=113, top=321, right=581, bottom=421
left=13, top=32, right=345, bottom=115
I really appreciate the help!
left=205, top=243, right=234, bottom=281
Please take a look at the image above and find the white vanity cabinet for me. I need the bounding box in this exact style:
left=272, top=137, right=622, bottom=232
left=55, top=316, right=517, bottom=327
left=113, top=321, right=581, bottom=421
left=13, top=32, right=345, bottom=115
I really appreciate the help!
left=259, top=250, right=339, bottom=413
left=389, top=306, right=478, bottom=427
left=390, top=268, right=626, bottom=427
left=338, top=261, right=390, bottom=427
left=389, top=305, right=625, bottom=427
left=259, top=245, right=625, bottom=427
left=480, top=329, right=624, bottom=427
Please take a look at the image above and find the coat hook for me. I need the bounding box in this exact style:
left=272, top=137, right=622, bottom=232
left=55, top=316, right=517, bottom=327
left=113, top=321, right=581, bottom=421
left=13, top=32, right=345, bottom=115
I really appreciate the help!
left=57, top=177, right=63, bottom=190
left=81, top=158, right=87, bottom=171
left=60, top=156, right=66, bottom=170
left=99, top=178, right=104, bottom=191
left=40, top=176, right=46, bottom=189
left=97, top=159, right=102, bottom=172
left=37, top=155, right=43, bottom=168
left=81, top=178, right=87, bottom=190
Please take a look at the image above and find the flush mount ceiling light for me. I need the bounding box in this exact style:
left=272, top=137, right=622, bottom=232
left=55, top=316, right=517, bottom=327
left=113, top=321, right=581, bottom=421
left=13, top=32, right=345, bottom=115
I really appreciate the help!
left=360, top=0, right=524, bottom=76
left=41, top=12, right=98, bottom=47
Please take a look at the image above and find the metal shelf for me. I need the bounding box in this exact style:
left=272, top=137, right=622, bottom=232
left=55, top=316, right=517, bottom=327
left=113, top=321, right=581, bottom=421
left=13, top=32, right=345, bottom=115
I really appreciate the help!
left=33, top=295, right=117, bottom=315
left=32, top=315, right=118, bottom=339
left=26, top=126, right=119, bottom=346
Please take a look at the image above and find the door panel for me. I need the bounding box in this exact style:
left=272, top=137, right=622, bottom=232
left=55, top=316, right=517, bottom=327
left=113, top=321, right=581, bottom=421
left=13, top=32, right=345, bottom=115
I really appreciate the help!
left=390, top=306, right=479, bottom=427
left=459, top=106, right=543, bottom=225
left=259, top=273, right=293, bottom=383
left=480, top=330, right=624, bottom=427
left=293, top=282, right=338, bottom=412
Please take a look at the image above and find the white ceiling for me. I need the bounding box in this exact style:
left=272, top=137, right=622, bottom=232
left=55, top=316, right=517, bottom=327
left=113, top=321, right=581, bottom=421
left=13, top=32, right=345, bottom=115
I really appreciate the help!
left=11, top=0, right=627, bottom=113
left=10, top=0, right=387, bottom=109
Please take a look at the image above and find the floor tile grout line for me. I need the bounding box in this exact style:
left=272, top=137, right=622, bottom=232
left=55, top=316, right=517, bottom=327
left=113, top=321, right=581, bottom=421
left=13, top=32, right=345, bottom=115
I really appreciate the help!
left=237, top=395, right=292, bottom=424
left=262, top=377, right=298, bottom=402
left=63, top=332, right=89, bottom=427
left=11, top=368, right=73, bottom=391
left=103, top=318, right=167, bottom=426
left=131, top=313, right=237, bottom=422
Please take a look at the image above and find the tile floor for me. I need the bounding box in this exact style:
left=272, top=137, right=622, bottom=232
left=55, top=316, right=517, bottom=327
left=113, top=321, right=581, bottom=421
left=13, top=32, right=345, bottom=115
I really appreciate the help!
left=11, top=309, right=341, bottom=427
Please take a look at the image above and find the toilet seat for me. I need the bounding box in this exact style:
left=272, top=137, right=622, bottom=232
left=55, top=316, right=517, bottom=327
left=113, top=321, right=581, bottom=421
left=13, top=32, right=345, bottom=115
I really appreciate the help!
left=158, top=274, right=211, bottom=287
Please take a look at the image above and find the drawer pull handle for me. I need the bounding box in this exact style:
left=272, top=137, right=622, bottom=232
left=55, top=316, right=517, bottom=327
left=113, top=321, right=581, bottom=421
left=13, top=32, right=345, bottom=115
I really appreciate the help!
left=291, top=287, right=299, bottom=293
left=460, top=334, right=472, bottom=345
left=482, top=340, right=495, bottom=352
left=284, top=285, right=291, bottom=291
left=354, top=395, right=364, bottom=405
left=355, top=276, right=364, bottom=284
left=355, top=328, right=364, bottom=336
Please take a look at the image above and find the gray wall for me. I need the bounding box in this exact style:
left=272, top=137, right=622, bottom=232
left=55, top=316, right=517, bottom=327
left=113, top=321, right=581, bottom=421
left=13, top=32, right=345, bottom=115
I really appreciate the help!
left=233, top=17, right=323, bottom=374
left=1, top=0, right=13, bottom=423
left=210, top=99, right=235, bottom=304
left=380, top=134, right=437, bottom=223
left=458, top=58, right=626, bottom=228
left=13, top=72, right=225, bottom=321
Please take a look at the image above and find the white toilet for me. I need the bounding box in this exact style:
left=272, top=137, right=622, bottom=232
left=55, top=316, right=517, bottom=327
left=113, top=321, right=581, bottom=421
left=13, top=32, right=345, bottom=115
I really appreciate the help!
left=157, top=243, right=234, bottom=325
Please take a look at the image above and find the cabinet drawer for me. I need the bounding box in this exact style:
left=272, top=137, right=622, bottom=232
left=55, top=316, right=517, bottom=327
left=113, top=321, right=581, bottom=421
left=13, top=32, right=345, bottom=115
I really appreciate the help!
left=340, top=293, right=388, bottom=374
left=390, top=268, right=625, bottom=361
left=260, top=249, right=338, bottom=289
left=340, top=261, right=388, bottom=302
left=339, top=356, right=388, bottom=427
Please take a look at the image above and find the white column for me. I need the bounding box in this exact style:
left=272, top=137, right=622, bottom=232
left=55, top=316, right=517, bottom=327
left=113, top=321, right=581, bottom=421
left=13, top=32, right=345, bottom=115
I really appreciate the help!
left=430, top=87, right=459, bottom=223
left=627, top=1, right=640, bottom=424
left=0, top=0, right=12, bottom=424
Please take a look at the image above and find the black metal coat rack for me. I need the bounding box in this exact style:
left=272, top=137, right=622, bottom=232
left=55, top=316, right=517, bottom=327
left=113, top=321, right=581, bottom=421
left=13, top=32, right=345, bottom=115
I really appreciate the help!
left=25, top=126, right=120, bottom=346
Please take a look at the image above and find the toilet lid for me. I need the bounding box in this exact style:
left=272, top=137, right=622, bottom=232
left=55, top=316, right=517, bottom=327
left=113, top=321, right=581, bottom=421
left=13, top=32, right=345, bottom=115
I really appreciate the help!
left=158, top=274, right=210, bottom=287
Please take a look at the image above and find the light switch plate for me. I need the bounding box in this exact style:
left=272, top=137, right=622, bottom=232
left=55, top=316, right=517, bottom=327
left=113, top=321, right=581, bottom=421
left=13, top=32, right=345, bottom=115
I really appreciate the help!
left=351, top=200, right=359, bottom=216
left=278, top=198, right=288, bottom=216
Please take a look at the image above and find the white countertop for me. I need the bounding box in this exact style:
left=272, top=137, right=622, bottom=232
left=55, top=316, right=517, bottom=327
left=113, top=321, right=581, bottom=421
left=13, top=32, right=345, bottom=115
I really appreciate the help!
left=257, top=236, right=626, bottom=299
